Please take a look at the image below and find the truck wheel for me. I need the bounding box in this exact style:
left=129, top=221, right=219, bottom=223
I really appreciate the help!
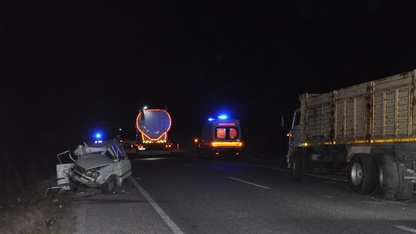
left=395, top=163, right=414, bottom=200
left=101, top=176, right=117, bottom=195
left=348, top=154, right=378, bottom=194
left=291, top=152, right=303, bottom=182
left=377, top=154, right=398, bottom=200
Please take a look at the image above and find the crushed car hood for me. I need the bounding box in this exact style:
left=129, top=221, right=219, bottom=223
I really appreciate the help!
left=75, top=154, right=116, bottom=169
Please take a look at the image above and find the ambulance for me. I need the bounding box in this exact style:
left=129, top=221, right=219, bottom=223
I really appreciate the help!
left=198, top=115, right=243, bottom=158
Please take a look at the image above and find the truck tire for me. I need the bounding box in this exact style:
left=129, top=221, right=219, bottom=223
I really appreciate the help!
left=101, top=176, right=117, bottom=194
left=395, top=163, right=414, bottom=200
left=291, top=151, right=303, bottom=182
left=348, top=154, right=378, bottom=194
left=377, top=154, right=398, bottom=200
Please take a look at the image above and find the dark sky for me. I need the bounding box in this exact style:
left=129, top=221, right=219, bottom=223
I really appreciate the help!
left=2, top=1, right=416, bottom=154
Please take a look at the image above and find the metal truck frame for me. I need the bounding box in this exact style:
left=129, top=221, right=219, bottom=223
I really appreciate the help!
left=285, top=69, right=416, bottom=200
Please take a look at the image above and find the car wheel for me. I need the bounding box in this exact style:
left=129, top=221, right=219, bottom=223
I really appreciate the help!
left=101, top=176, right=117, bottom=194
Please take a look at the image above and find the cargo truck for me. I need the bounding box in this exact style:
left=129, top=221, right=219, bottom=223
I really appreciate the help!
left=135, top=107, right=172, bottom=156
left=198, top=116, right=243, bottom=158
left=284, top=69, right=416, bottom=200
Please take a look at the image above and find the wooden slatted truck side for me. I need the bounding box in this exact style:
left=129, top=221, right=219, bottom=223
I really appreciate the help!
left=284, top=69, right=416, bottom=200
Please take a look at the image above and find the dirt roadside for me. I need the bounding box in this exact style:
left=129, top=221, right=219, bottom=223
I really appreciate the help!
left=0, top=178, right=79, bottom=234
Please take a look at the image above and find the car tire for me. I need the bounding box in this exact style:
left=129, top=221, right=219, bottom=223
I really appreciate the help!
left=101, top=176, right=117, bottom=194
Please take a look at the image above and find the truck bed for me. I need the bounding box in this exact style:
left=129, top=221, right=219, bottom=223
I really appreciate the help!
left=300, top=69, right=416, bottom=144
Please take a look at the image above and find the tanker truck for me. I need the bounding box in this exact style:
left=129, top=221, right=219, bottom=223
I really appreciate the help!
left=135, top=107, right=172, bottom=156
left=283, top=69, right=416, bottom=200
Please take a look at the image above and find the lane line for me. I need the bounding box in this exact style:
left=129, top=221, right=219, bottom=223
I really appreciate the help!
left=130, top=177, right=184, bottom=234
left=306, top=173, right=348, bottom=182
left=238, top=161, right=350, bottom=183
left=182, top=163, right=197, bottom=168
left=396, top=225, right=416, bottom=233
left=229, top=177, right=271, bottom=189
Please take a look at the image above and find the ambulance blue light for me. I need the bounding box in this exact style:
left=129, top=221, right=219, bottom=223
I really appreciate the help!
left=218, top=115, right=228, bottom=120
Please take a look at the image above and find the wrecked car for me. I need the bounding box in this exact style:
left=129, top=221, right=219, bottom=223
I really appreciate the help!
left=56, top=140, right=132, bottom=194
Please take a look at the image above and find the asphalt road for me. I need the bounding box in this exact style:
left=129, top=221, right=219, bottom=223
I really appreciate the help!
left=69, top=151, right=416, bottom=234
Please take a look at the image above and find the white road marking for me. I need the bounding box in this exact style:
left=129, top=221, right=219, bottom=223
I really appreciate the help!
left=130, top=177, right=184, bottom=234
left=396, top=225, right=416, bottom=233
left=238, top=161, right=349, bottom=182
left=182, top=163, right=197, bottom=168
left=306, top=173, right=348, bottom=182
left=229, top=177, right=271, bottom=189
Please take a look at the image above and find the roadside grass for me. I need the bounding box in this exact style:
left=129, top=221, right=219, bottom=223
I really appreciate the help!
left=0, top=151, right=77, bottom=234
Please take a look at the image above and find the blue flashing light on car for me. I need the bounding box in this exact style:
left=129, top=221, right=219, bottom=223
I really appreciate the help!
left=93, top=132, right=105, bottom=143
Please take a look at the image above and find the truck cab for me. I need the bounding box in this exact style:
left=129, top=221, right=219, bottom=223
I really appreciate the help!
left=286, top=108, right=301, bottom=169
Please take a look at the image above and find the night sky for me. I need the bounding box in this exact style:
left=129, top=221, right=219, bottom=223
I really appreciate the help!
left=2, top=1, right=416, bottom=157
